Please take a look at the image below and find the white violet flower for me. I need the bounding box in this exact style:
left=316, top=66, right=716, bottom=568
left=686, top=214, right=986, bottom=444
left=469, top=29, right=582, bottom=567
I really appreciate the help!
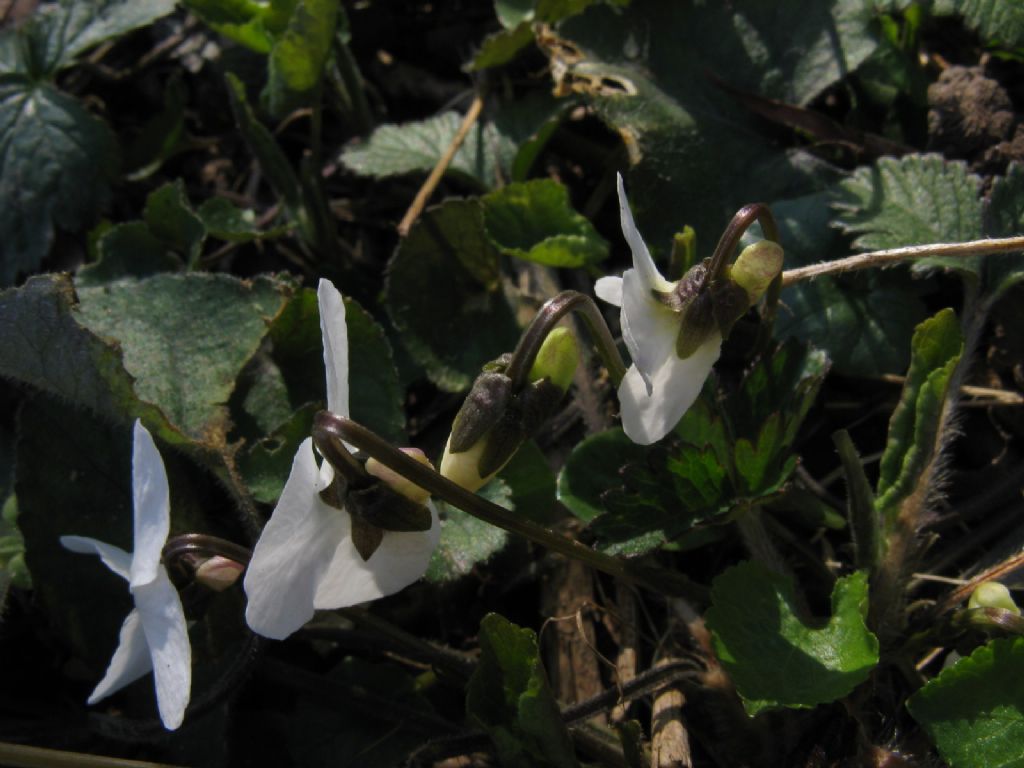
left=61, top=420, right=191, bottom=731
left=595, top=174, right=723, bottom=445
left=243, top=279, right=440, bottom=641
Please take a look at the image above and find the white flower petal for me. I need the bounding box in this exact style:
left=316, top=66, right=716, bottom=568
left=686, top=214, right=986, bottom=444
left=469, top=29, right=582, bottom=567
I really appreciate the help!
left=318, top=279, right=350, bottom=418
left=244, top=439, right=349, bottom=640
left=618, top=333, right=722, bottom=445
left=594, top=276, right=623, bottom=307
left=620, top=268, right=680, bottom=394
left=616, top=174, right=674, bottom=295
left=134, top=568, right=191, bottom=730
left=87, top=608, right=153, bottom=705
left=313, top=501, right=441, bottom=609
left=129, top=420, right=170, bottom=588
left=61, top=536, right=133, bottom=581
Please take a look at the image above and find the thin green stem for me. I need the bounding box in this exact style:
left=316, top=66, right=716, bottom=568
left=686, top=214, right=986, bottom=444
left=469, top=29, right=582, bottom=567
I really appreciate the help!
left=505, top=290, right=628, bottom=392
left=315, top=413, right=706, bottom=602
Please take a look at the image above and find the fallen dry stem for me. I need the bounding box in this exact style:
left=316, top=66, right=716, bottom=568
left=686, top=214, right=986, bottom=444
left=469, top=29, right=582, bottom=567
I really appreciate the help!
left=780, top=236, right=1024, bottom=286
left=397, top=91, right=485, bottom=236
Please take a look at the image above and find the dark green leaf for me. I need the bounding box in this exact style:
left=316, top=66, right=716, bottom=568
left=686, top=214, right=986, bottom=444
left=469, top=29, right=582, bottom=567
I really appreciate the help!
left=237, top=403, right=317, bottom=503
left=385, top=199, right=520, bottom=392
left=558, top=428, right=646, bottom=523
left=470, top=22, right=536, bottom=70
left=706, top=562, right=879, bottom=716
left=0, top=81, right=117, bottom=285
left=426, top=480, right=512, bottom=583
left=937, top=0, right=1024, bottom=48
left=467, top=613, right=580, bottom=768
left=199, top=197, right=287, bottom=242
left=75, top=273, right=290, bottom=440
left=497, top=440, right=558, bottom=525
left=832, top=155, right=984, bottom=275
left=875, top=309, right=963, bottom=522
left=264, top=0, right=338, bottom=116
left=774, top=192, right=927, bottom=375
left=907, top=637, right=1024, bottom=768
left=340, top=112, right=516, bottom=189
left=483, top=179, right=608, bottom=267
left=558, top=0, right=872, bottom=247
left=268, top=287, right=405, bottom=443
left=76, top=221, right=182, bottom=287
left=1, top=0, right=175, bottom=77
left=985, top=162, right=1024, bottom=300
left=144, top=180, right=207, bottom=264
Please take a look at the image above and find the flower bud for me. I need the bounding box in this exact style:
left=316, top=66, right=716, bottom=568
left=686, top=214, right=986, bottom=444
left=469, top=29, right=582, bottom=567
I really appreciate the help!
left=195, top=555, right=245, bottom=592
left=527, top=327, right=578, bottom=392
left=727, top=240, right=783, bottom=303
left=366, top=448, right=433, bottom=505
left=441, top=331, right=578, bottom=492
left=968, top=581, right=1021, bottom=615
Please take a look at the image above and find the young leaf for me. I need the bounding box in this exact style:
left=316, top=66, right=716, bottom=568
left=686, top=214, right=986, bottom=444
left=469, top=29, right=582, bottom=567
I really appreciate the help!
left=426, top=480, right=512, bottom=583
left=0, top=81, right=118, bottom=285
left=908, top=637, right=1024, bottom=768
left=832, top=155, right=984, bottom=276
left=385, top=199, right=520, bottom=392
left=178, top=0, right=277, bottom=53
left=264, top=0, right=339, bottom=116
left=482, top=179, right=608, bottom=267
left=875, top=309, right=964, bottom=522
left=467, top=613, right=580, bottom=768
left=340, top=111, right=516, bottom=189
left=706, top=562, right=879, bottom=716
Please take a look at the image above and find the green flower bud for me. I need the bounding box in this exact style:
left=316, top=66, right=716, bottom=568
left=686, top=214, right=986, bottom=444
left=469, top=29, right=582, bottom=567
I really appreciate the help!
left=528, top=327, right=578, bottom=392
left=968, top=581, right=1021, bottom=615
left=727, top=240, right=783, bottom=303
left=441, top=332, right=576, bottom=492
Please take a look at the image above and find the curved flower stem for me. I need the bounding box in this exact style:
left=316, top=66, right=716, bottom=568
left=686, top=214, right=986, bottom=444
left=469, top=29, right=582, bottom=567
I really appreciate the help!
left=504, top=290, right=629, bottom=392
left=706, top=203, right=780, bottom=283
left=315, top=412, right=707, bottom=602
left=162, top=533, right=252, bottom=569
left=780, top=236, right=1024, bottom=286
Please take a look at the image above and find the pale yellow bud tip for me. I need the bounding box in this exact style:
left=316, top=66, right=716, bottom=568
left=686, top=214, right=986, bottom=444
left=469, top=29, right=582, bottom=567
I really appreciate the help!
left=366, top=448, right=433, bottom=505
left=968, top=581, right=1021, bottom=615
left=528, top=327, right=578, bottom=392
left=729, top=241, right=783, bottom=302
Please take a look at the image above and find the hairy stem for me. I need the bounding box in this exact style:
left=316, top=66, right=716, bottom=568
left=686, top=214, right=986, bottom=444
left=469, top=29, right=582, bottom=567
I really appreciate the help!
left=780, top=236, right=1024, bottom=286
